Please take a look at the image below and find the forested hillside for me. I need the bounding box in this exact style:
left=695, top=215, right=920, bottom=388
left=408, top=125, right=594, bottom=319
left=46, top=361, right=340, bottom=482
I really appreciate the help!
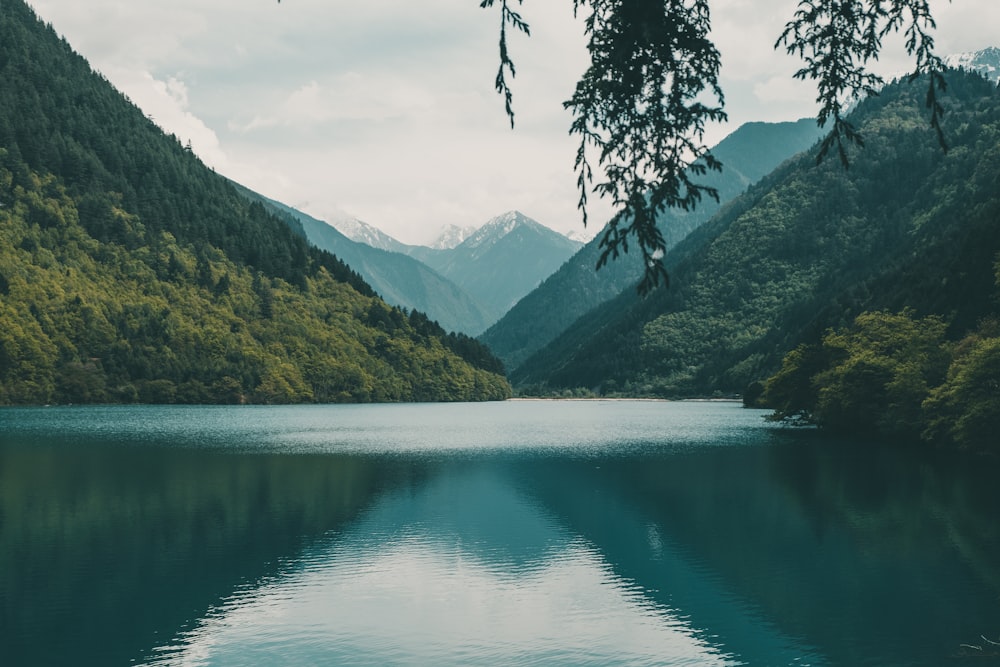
left=515, top=71, right=1000, bottom=423
left=480, top=119, right=824, bottom=371
left=0, top=0, right=510, bottom=404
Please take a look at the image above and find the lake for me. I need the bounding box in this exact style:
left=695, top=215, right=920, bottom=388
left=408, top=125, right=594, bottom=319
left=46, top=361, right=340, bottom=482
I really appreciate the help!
left=1, top=400, right=998, bottom=666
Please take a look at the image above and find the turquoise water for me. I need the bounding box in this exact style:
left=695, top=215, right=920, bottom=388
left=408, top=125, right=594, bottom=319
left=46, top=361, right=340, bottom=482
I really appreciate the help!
left=1, top=401, right=998, bottom=666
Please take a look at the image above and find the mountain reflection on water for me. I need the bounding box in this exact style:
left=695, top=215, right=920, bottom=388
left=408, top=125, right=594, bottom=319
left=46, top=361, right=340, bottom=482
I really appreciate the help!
left=1, top=402, right=998, bottom=666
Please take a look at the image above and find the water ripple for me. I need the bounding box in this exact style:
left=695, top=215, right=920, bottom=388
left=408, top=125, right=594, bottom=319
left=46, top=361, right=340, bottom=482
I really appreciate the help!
left=141, top=531, right=741, bottom=667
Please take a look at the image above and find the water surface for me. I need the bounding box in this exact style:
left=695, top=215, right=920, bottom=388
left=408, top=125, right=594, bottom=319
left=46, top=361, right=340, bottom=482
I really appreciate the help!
left=2, top=401, right=998, bottom=665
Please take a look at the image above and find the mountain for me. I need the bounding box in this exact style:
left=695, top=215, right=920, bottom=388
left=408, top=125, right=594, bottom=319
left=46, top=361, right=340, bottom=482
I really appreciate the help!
left=513, top=71, right=1000, bottom=402
left=430, top=224, right=477, bottom=250
left=408, top=211, right=584, bottom=324
left=0, top=0, right=510, bottom=404
left=323, top=210, right=411, bottom=254
left=261, top=201, right=579, bottom=335
left=480, top=118, right=826, bottom=372
left=231, top=186, right=494, bottom=336
left=945, top=46, right=1000, bottom=85
left=564, top=229, right=595, bottom=244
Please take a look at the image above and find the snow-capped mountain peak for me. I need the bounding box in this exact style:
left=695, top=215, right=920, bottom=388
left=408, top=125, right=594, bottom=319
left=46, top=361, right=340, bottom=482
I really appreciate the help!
left=430, top=224, right=477, bottom=250
left=565, top=228, right=596, bottom=244
left=322, top=212, right=404, bottom=252
left=945, top=47, right=1000, bottom=85
left=462, top=211, right=538, bottom=250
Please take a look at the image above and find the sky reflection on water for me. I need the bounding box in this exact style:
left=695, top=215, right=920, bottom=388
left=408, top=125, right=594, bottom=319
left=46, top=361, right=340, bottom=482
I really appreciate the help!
left=144, top=466, right=746, bottom=667
left=2, top=401, right=998, bottom=666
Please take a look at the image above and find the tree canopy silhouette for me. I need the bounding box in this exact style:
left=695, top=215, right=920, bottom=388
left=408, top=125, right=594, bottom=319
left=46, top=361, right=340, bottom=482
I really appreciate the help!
left=480, top=0, right=947, bottom=293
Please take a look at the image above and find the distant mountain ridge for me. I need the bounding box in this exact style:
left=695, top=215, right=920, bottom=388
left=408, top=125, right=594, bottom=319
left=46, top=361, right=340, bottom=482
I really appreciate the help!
left=462, top=211, right=534, bottom=249
left=232, top=187, right=495, bottom=336
left=322, top=211, right=410, bottom=254
left=406, top=211, right=584, bottom=325
left=479, top=117, right=826, bottom=372
left=430, top=224, right=477, bottom=249
left=314, top=207, right=581, bottom=331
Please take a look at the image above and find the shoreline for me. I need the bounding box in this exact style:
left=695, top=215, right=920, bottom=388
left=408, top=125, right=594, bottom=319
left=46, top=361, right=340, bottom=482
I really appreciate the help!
left=508, top=397, right=744, bottom=403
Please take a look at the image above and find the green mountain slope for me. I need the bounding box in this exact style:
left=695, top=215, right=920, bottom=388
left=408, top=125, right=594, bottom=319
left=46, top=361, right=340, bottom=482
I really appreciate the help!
left=480, top=119, right=824, bottom=372
left=0, top=0, right=509, bottom=404
left=232, top=186, right=494, bottom=336
left=515, top=72, right=1000, bottom=399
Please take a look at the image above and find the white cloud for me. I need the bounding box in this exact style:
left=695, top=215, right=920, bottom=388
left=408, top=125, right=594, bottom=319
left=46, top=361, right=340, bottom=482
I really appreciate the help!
left=98, top=67, right=225, bottom=165
left=28, top=0, right=999, bottom=245
left=232, top=73, right=439, bottom=134
left=83, top=64, right=291, bottom=204
left=752, top=75, right=815, bottom=109
left=712, top=0, right=799, bottom=82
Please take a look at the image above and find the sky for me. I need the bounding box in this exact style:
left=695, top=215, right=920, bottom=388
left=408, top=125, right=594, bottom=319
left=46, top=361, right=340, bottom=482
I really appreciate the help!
left=28, top=0, right=1000, bottom=245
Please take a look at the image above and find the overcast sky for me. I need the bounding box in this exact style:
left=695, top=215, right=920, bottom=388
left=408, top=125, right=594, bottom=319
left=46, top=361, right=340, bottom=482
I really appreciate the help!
left=29, top=0, right=999, bottom=244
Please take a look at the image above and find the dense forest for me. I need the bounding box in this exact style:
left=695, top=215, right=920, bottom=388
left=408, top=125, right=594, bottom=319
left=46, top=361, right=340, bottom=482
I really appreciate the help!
left=514, top=71, right=1000, bottom=450
left=760, top=309, right=1000, bottom=452
left=0, top=0, right=510, bottom=404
